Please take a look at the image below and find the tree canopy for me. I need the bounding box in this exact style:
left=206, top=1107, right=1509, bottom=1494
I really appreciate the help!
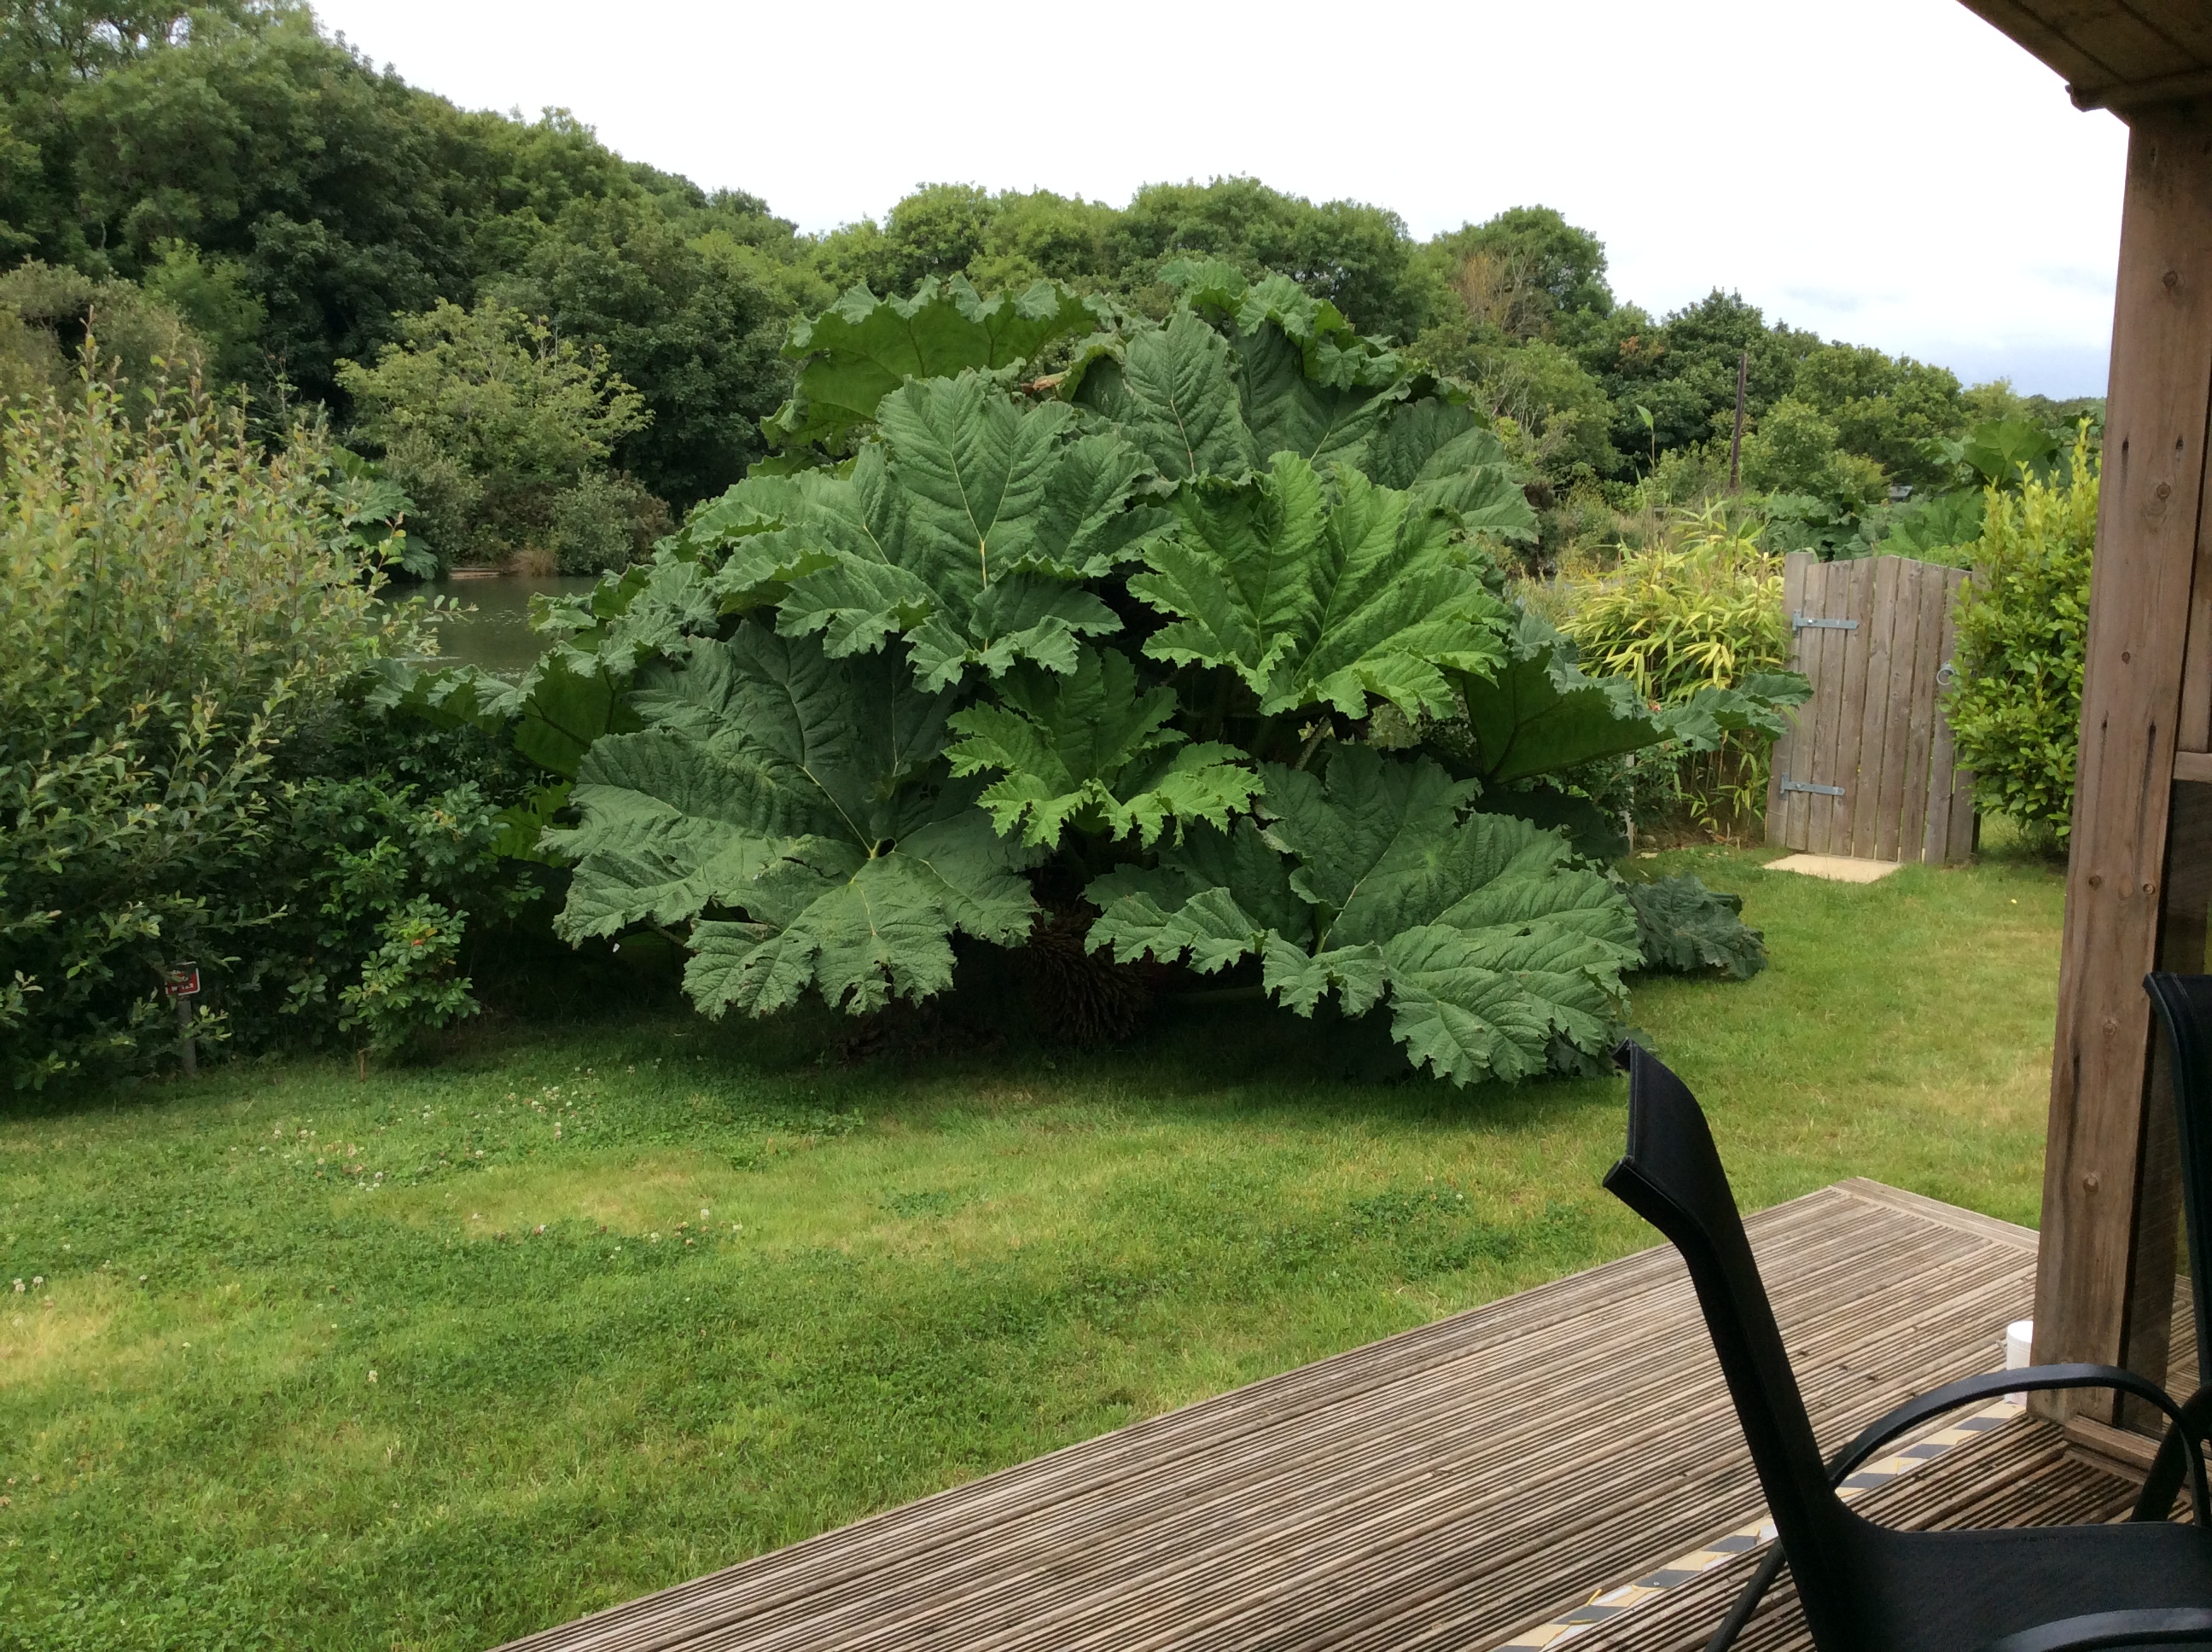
left=0, top=2, right=2058, bottom=569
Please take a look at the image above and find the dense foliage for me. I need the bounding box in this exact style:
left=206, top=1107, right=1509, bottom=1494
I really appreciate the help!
left=337, top=297, right=659, bottom=573
left=0, top=358, right=536, bottom=1088
left=395, top=270, right=1807, bottom=1085
left=1948, top=427, right=2099, bottom=846
left=1560, top=508, right=1791, bottom=834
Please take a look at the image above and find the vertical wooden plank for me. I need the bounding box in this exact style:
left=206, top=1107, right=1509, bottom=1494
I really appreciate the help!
left=1898, top=558, right=1949, bottom=863
left=1924, top=567, right=1966, bottom=864
left=1851, top=558, right=1904, bottom=857
left=1808, top=557, right=1854, bottom=853
left=1768, top=552, right=1812, bottom=849
left=2034, top=106, right=2212, bottom=1426
left=1785, top=557, right=1822, bottom=852
left=1790, top=556, right=1836, bottom=851
left=1828, top=558, right=1876, bottom=857
left=1873, top=561, right=1925, bottom=861
left=1942, top=569, right=1981, bottom=864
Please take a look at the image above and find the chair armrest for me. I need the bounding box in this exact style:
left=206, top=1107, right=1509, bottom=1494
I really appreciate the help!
left=1979, top=1608, right=2212, bottom=1651
left=1828, top=1364, right=2209, bottom=1520
left=2134, top=1386, right=2212, bottom=1522
left=1701, top=1364, right=2209, bottom=1652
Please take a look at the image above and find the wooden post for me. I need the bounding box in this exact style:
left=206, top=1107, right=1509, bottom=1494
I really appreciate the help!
left=175, top=992, right=195, bottom=1078
left=1729, top=348, right=1749, bottom=492
left=2033, top=107, right=2212, bottom=1424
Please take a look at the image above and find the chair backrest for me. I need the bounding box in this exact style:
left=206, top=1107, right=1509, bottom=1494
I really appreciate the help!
left=1603, top=1043, right=1860, bottom=1645
left=2145, top=974, right=2212, bottom=1388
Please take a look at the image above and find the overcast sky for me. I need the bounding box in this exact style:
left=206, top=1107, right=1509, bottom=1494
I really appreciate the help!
left=308, top=0, right=2128, bottom=398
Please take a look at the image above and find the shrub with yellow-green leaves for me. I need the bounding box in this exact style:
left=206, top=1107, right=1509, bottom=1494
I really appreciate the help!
left=1560, top=507, right=1790, bottom=835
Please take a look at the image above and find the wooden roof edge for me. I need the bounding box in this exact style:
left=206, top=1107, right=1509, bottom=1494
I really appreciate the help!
left=2071, top=66, right=2212, bottom=113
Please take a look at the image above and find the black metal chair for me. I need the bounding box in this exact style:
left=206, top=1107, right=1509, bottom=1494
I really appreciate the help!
left=2136, top=976, right=2212, bottom=1525
left=1604, top=1041, right=2212, bottom=1652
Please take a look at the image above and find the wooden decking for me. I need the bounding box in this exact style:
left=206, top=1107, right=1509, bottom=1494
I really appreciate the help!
left=500, top=1179, right=2148, bottom=1652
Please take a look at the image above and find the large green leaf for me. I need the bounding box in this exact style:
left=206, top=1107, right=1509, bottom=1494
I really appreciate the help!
left=1656, top=672, right=1812, bottom=750
left=1086, top=817, right=1308, bottom=974
left=1164, top=261, right=1405, bottom=391
left=1622, top=873, right=1767, bottom=980
left=684, top=800, right=1033, bottom=1017
left=550, top=624, right=1034, bottom=1015
left=777, top=375, right=1167, bottom=689
left=1130, top=454, right=1510, bottom=720
left=764, top=276, right=1110, bottom=451
left=1363, top=399, right=1540, bottom=544
left=1233, top=322, right=1401, bottom=472
left=1452, top=609, right=1666, bottom=785
left=1071, top=308, right=1254, bottom=483
left=360, top=659, right=522, bottom=734
left=1449, top=613, right=1811, bottom=786
left=1086, top=747, right=1639, bottom=1084
left=946, top=645, right=1262, bottom=848
left=513, top=655, right=645, bottom=780
left=1160, top=263, right=1408, bottom=468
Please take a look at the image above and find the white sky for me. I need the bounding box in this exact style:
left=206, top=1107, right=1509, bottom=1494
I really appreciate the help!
left=309, top=0, right=2128, bottom=398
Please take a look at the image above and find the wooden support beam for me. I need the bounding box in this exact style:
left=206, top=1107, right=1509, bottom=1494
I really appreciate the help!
left=2034, top=107, right=2212, bottom=1424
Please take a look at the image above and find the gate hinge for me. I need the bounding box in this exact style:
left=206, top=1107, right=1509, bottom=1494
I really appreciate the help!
left=1792, top=612, right=1860, bottom=631
left=1778, top=776, right=1845, bottom=798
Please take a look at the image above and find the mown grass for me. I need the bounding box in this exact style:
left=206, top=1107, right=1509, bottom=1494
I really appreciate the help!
left=0, top=841, right=2064, bottom=1650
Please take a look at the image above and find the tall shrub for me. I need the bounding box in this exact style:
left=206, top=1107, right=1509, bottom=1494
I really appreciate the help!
left=336, top=297, right=655, bottom=573
left=1560, top=506, right=1790, bottom=835
left=0, top=361, right=419, bottom=1086
left=1947, top=426, right=2099, bottom=846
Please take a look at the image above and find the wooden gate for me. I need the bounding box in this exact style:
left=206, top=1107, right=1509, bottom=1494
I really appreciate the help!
left=1764, top=551, right=1977, bottom=864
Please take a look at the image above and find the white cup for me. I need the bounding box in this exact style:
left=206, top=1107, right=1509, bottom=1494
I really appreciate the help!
left=2005, top=1318, right=2034, bottom=1405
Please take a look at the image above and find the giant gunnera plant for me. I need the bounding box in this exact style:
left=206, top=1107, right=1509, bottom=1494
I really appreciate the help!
left=391, top=266, right=1807, bottom=1084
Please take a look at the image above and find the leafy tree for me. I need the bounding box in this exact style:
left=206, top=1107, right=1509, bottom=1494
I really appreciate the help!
left=492, top=193, right=802, bottom=508
left=1109, top=178, right=1430, bottom=340
left=336, top=296, right=653, bottom=571
left=1419, top=206, right=1613, bottom=341
left=1791, top=342, right=1965, bottom=487
left=813, top=178, right=1439, bottom=343
left=0, top=1, right=815, bottom=445
left=0, top=257, right=196, bottom=404
left=1739, top=396, right=1886, bottom=514
left=1579, top=290, right=1819, bottom=472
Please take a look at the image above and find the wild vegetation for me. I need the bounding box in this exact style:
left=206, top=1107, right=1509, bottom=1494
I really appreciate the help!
left=0, top=0, right=2115, bottom=1098
left=0, top=358, right=565, bottom=1090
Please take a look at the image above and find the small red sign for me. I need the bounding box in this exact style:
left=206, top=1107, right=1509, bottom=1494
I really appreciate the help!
left=163, top=966, right=201, bottom=999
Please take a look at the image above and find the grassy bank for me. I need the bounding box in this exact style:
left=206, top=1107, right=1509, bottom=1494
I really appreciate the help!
left=0, top=842, right=2064, bottom=1650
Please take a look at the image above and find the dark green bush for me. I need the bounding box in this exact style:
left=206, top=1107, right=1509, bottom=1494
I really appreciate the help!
left=1947, top=428, right=2098, bottom=847
left=0, top=361, right=538, bottom=1088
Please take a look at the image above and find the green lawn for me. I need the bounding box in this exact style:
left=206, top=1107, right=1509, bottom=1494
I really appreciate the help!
left=0, top=843, right=2065, bottom=1651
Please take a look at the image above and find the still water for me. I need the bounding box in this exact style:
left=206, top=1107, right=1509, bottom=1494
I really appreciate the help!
left=422, top=574, right=598, bottom=677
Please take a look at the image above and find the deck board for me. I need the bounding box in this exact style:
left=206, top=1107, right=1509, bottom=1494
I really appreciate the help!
left=498, top=1178, right=2069, bottom=1652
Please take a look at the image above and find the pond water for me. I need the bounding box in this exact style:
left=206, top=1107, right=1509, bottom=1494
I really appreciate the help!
left=419, top=574, right=599, bottom=677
